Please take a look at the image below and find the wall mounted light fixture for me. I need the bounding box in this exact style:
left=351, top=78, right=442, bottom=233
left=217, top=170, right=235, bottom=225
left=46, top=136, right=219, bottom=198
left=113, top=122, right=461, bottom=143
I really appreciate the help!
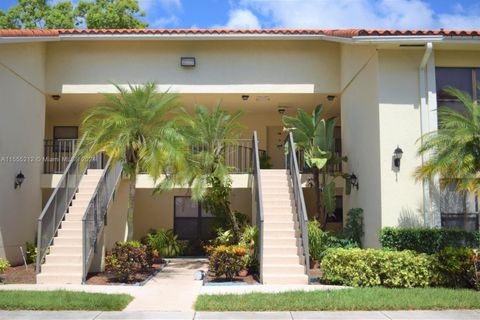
left=180, top=57, right=196, bottom=67
left=14, top=171, right=25, bottom=189
left=393, top=145, right=404, bottom=169
left=349, top=173, right=359, bottom=190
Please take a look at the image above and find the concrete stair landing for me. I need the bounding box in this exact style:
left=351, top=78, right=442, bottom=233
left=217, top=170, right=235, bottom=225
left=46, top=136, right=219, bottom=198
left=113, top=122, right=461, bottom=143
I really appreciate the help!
left=36, top=169, right=103, bottom=284
left=260, top=169, right=308, bottom=285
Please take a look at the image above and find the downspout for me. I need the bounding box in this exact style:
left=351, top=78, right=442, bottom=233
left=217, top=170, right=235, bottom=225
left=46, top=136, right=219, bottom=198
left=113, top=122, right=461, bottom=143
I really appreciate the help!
left=419, top=42, right=433, bottom=226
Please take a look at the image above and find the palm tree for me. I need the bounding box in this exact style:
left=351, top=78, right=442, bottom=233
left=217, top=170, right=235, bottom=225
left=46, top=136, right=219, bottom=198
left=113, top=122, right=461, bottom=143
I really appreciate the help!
left=156, top=103, right=244, bottom=239
left=283, top=105, right=345, bottom=228
left=416, top=86, right=480, bottom=229
left=79, top=82, right=184, bottom=241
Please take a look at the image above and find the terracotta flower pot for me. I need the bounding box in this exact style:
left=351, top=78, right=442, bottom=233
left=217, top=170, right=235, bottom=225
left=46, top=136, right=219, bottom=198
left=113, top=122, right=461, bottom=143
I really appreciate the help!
left=238, top=269, right=248, bottom=277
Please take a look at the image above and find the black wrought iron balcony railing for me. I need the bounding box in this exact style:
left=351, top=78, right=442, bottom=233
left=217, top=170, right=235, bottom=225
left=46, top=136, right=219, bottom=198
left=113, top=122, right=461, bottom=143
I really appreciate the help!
left=43, top=139, right=264, bottom=174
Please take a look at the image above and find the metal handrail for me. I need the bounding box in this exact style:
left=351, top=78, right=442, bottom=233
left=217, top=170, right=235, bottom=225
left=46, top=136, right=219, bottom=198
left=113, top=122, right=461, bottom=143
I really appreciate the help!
left=251, top=131, right=264, bottom=283
left=82, top=159, right=123, bottom=282
left=285, top=132, right=310, bottom=276
left=36, top=137, right=86, bottom=273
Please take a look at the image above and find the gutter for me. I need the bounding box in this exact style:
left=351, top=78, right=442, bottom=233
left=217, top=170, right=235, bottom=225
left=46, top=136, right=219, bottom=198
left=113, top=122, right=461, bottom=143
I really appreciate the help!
left=419, top=42, right=433, bottom=226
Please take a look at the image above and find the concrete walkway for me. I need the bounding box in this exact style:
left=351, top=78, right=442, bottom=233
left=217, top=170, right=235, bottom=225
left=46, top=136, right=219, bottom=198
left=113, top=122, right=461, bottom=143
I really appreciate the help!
left=0, top=310, right=478, bottom=320
left=124, top=258, right=208, bottom=312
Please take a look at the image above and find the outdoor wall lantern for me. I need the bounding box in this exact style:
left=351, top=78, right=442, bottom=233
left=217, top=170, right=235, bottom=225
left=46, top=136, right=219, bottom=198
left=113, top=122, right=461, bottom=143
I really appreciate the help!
left=393, top=145, right=404, bottom=169
left=349, top=173, right=359, bottom=190
left=14, top=171, right=25, bottom=189
left=180, top=57, right=196, bottom=67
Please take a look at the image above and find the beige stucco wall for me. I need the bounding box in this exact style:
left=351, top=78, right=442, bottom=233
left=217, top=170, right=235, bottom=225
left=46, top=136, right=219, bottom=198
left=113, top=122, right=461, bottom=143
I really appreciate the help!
left=340, top=44, right=383, bottom=248
left=0, top=42, right=46, bottom=264
left=45, top=40, right=340, bottom=94
left=377, top=49, right=425, bottom=228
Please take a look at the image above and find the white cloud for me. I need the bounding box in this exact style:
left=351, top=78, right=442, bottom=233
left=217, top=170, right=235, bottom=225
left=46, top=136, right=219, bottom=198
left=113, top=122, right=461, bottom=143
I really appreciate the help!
left=213, top=9, right=261, bottom=29
left=151, top=15, right=181, bottom=28
left=139, top=0, right=182, bottom=12
left=237, top=0, right=480, bottom=29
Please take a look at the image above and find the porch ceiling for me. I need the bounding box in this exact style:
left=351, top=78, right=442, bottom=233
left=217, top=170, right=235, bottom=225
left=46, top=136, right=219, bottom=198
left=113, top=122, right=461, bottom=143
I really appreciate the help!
left=46, top=93, right=341, bottom=118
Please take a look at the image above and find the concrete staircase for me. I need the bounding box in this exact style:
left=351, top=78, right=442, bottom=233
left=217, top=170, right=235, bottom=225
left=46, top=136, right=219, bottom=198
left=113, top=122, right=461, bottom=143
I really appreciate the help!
left=36, top=169, right=103, bottom=284
left=260, top=169, right=309, bottom=285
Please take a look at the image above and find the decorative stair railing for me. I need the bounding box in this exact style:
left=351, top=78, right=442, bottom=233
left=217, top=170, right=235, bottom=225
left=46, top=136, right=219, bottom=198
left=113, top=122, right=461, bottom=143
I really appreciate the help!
left=251, top=131, right=264, bottom=283
left=285, top=132, right=310, bottom=275
left=82, top=159, right=123, bottom=282
left=36, top=138, right=87, bottom=273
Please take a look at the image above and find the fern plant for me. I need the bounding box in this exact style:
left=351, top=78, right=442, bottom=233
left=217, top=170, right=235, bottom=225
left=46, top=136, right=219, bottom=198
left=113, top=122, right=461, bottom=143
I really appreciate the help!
left=145, top=229, right=183, bottom=258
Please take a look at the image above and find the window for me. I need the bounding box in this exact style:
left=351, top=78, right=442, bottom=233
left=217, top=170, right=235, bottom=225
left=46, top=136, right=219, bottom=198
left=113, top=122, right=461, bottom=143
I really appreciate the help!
left=327, top=195, right=343, bottom=223
left=435, top=68, right=480, bottom=120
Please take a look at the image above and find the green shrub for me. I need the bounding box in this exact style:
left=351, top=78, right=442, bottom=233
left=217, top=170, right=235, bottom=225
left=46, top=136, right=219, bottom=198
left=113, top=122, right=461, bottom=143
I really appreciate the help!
left=25, top=242, right=37, bottom=264
left=308, top=220, right=357, bottom=262
left=105, top=241, right=152, bottom=282
left=379, top=227, right=480, bottom=254
left=144, top=229, right=184, bottom=258
left=433, top=247, right=477, bottom=288
left=0, top=258, right=10, bottom=274
left=207, top=245, right=246, bottom=280
left=212, top=229, right=234, bottom=246
left=238, top=226, right=258, bottom=271
left=342, top=208, right=364, bottom=247
left=321, top=248, right=433, bottom=288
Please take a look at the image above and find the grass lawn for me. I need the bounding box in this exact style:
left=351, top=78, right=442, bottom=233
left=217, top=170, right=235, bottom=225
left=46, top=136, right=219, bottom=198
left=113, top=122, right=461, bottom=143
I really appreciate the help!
left=195, top=287, right=480, bottom=311
left=0, top=290, right=133, bottom=311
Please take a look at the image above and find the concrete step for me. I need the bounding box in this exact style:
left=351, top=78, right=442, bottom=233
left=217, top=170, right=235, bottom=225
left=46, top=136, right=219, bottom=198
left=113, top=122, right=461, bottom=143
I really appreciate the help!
left=57, top=228, right=82, bottom=238
left=61, top=220, right=82, bottom=230
left=262, top=193, right=294, bottom=201
left=263, top=221, right=297, bottom=230
left=64, top=213, right=84, bottom=221
left=41, top=264, right=82, bottom=273
left=77, top=186, right=96, bottom=194
left=36, top=273, right=82, bottom=284
left=53, top=237, right=82, bottom=246
left=71, top=200, right=92, bottom=208
left=263, top=273, right=308, bottom=285
left=263, top=246, right=299, bottom=255
left=49, top=245, right=82, bottom=255
left=264, top=229, right=298, bottom=238
left=263, top=264, right=305, bottom=274
left=45, top=254, right=82, bottom=264
left=74, top=193, right=94, bottom=201
left=264, top=237, right=300, bottom=246
left=86, top=169, right=104, bottom=176
left=261, top=170, right=288, bottom=175
left=262, top=213, right=296, bottom=221
left=264, top=254, right=304, bottom=265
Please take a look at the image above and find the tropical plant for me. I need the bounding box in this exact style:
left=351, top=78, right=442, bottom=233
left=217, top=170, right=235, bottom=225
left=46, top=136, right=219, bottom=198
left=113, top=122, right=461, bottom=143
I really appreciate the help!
left=79, top=82, right=184, bottom=241
left=104, top=241, right=151, bottom=282
left=308, top=220, right=356, bottom=262
left=342, top=208, right=364, bottom=247
left=239, top=225, right=259, bottom=270
left=0, top=258, right=10, bottom=274
left=207, top=245, right=247, bottom=280
left=144, top=229, right=184, bottom=258
left=157, top=104, right=245, bottom=241
left=416, top=86, right=480, bottom=230
left=283, top=105, right=346, bottom=228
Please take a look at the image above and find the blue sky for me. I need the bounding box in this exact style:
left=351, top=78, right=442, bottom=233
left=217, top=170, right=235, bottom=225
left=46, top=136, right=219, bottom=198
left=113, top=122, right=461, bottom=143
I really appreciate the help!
left=1, top=0, right=480, bottom=29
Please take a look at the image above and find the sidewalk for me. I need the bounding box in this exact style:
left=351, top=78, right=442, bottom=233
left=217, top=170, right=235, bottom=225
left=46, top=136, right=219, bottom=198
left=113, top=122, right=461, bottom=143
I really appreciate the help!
left=0, top=310, right=478, bottom=320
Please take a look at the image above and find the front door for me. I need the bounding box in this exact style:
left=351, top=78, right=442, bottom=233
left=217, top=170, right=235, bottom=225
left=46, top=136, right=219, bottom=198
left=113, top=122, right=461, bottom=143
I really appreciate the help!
left=267, top=126, right=287, bottom=169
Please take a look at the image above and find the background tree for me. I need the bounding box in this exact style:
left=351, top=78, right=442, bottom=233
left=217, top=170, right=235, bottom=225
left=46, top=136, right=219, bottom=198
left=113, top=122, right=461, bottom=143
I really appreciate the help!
left=76, top=0, right=147, bottom=29
left=156, top=104, right=245, bottom=241
left=79, top=82, right=183, bottom=241
left=0, top=0, right=147, bottom=29
left=283, top=105, right=346, bottom=229
left=416, top=86, right=480, bottom=230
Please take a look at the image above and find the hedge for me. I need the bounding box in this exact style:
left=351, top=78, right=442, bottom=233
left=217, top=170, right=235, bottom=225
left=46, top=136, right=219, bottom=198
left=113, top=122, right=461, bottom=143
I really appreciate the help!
left=379, top=227, right=480, bottom=254
left=321, top=248, right=433, bottom=288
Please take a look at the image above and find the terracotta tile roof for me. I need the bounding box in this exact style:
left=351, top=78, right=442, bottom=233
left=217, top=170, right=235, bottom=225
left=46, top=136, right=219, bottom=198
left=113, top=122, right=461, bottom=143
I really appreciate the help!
left=1, top=28, right=480, bottom=38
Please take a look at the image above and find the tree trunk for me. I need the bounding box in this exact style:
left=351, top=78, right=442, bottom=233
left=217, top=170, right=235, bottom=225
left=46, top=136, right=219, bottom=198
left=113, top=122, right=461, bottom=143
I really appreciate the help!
left=126, top=174, right=137, bottom=241
left=463, top=192, right=468, bottom=231
left=320, top=170, right=328, bottom=230
left=313, top=167, right=321, bottom=221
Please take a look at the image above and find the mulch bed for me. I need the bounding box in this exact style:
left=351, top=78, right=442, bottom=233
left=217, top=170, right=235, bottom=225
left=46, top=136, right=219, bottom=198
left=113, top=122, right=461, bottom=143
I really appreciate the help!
left=86, top=262, right=165, bottom=286
left=2, top=264, right=36, bottom=284
left=204, top=272, right=259, bottom=285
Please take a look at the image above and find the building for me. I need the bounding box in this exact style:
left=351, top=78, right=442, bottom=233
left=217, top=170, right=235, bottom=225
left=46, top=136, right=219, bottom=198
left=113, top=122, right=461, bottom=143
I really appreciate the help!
left=1, top=28, right=479, bottom=284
